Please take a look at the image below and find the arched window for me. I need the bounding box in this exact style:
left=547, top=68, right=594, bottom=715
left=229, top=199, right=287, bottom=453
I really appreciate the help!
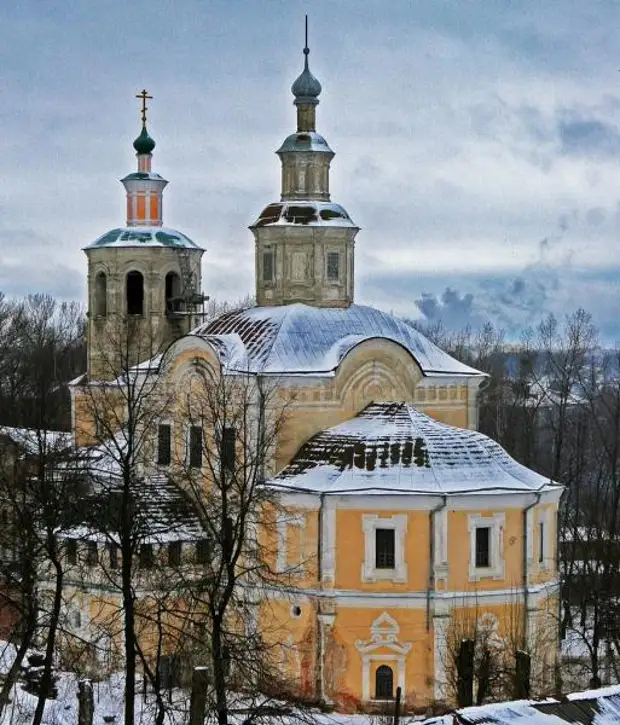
left=375, top=665, right=393, bottom=700
left=94, top=272, right=107, bottom=317
left=165, top=271, right=182, bottom=313
left=126, top=271, right=144, bottom=316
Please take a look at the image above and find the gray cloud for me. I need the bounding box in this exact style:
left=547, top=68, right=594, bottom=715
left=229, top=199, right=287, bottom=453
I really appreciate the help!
left=2, top=0, right=620, bottom=343
left=558, top=115, right=620, bottom=157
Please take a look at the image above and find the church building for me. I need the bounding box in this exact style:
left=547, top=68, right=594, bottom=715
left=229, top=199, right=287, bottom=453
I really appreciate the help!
left=66, top=35, right=562, bottom=710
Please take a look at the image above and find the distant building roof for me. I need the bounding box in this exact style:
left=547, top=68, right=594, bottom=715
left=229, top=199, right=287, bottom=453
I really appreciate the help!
left=270, top=402, right=559, bottom=496
left=192, top=303, right=484, bottom=378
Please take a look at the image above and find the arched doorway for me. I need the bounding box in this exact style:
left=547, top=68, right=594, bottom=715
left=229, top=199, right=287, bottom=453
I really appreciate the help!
left=375, top=664, right=394, bottom=699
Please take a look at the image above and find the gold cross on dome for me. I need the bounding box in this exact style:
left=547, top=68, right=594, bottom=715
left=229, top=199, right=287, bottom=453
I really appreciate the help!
left=136, top=89, right=152, bottom=125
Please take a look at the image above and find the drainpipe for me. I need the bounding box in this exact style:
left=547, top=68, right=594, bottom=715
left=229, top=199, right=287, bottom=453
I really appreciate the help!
left=523, top=493, right=542, bottom=648
left=316, top=492, right=325, bottom=702
left=317, top=493, right=324, bottom=584
left=427, top=495, right=448, bottom=631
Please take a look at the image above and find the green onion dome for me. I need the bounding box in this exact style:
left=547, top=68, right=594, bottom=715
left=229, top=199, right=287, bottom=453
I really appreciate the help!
left=133, top=125, right=156, bottom=154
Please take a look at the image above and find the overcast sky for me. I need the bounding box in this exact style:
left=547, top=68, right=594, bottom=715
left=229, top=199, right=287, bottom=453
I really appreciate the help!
left=1, top=1, right=620, bottom=340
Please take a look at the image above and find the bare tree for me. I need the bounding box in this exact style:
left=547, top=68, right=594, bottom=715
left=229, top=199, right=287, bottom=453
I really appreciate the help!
left=70, top=318, right=174, bottom=725
left=163, top=362, right=306, bottom=725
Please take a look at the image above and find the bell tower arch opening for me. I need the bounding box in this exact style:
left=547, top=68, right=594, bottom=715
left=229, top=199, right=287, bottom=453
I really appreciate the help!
left=126, top=271, right=144, bottom=316
left=93, top=272, right=107, bottom=317
left=165, top=271, right=182, bottom=313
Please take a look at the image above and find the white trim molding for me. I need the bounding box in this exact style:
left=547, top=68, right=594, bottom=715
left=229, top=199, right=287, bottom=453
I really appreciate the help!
left=362, top=514, right=408, bottom=583
left=537, top=507, right=554, bottom=572
left=321, top=497, right=336, bottom=583
left=468, top=513, right=505, bottom=581
left=433, top=613, right=450, bottom=701
left=434, top=506, right=449, bottom=583
left=355, top=613, right=412, bottom=701
left=276, top=513, right=305, bottom=574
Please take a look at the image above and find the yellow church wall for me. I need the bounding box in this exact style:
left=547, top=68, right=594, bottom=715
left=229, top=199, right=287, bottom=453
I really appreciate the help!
left=270, top=338, right=481, bottom=471
left=417, top=406, right=468, bottom=428
left=329, top=607, right=433, bottom=707
left=258, top=596, right=317, bottom=696
left=529, top=502, right=558, bottom=587
left=334, top=509, right=430, bottom=592
left=447, top=508, right=524, bottom=591
left=73, top=386, right=127, bottom=448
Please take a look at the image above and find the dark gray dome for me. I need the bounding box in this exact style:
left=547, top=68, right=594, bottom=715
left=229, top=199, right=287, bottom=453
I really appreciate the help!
left=292, top=49, right=322, bottom=101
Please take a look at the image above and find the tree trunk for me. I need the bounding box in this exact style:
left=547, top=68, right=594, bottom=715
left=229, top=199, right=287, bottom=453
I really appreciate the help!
left=32, top=549, right=63, bottom=725
left=122, top=541, right=136, bottom=725
left=212, top=616, right=228, bottom=725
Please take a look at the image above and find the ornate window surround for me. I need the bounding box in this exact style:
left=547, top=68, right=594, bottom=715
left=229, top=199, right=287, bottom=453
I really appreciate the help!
left=355, top=612, right=412, bottom=701
left=467, top=513, right=505, bottom=581
left=362, top=514, right=407, bottom=583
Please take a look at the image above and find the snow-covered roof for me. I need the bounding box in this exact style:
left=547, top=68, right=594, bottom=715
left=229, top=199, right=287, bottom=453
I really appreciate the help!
left=191, top=303, right=484, bottom=378
left=62, top=434, right=206, bottom=543
left=0, top=426, right=73, bottom=456
left=84, top=225, right=203, bottom=250
left=62, top=474, right=206, bottom=545
left=453, top=684, right=620, bottom=725
left=251, top=201, right=356, bottom=228
left=270, top=402, right=558, bottom=496
left=277, top=131, right=333, bottom=154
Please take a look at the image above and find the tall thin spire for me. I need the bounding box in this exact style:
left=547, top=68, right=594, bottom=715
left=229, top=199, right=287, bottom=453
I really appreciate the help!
left=291, top=16, right=322, bottom=132
left=304, top=14, right=309, bottom=64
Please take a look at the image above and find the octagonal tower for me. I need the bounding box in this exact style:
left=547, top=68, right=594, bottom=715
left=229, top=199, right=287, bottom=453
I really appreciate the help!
left=251, top=30, right=359, bottom=308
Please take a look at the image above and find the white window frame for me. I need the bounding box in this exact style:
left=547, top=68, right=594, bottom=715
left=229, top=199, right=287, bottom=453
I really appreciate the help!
left=362, top=514, right=407, bottom=583
left=468, top=513, right=505, bottom=581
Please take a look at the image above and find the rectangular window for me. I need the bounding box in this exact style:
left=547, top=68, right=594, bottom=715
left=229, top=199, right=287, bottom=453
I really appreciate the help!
left=86, top=541, right=98, bottom=566
left=139, top=543, right=154, bottom=569
left=168, top=541, right=182, bottom=567
left=189, top=426, right=203, bottom=468
left=109, top=543, right=119, bottom=570
left=196, top=538, right=210, bottom=565
left=375, top=528, right=395, bottom=569
left=222, top=427, right=236, bottom=473
left=539, top=521, right=544, bottom=563
left=326, top=252, right=340, bottom=281
left=475, top=527, right=491, bottom=568
left=157, top=424, right=171, bottom=465
left=67, top=539, right=77, bottom=566
left=263, top=250, right=274, bottom=282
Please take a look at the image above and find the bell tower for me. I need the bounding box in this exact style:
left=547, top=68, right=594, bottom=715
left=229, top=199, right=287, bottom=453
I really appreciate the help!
left=84, top=91, right=206, bottom=380
left=251, top=19, right=359, bottom=308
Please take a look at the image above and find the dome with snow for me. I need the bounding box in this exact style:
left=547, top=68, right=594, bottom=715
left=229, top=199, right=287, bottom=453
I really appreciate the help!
left=85, top=226, right=201, bottom=250
left=190, top=303, right=484, bottom=377
left=270, top=402, right=559, bottom=496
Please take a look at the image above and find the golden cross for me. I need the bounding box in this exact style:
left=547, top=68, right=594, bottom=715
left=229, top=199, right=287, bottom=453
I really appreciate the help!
left=136, top=89, right=152, bottom=126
